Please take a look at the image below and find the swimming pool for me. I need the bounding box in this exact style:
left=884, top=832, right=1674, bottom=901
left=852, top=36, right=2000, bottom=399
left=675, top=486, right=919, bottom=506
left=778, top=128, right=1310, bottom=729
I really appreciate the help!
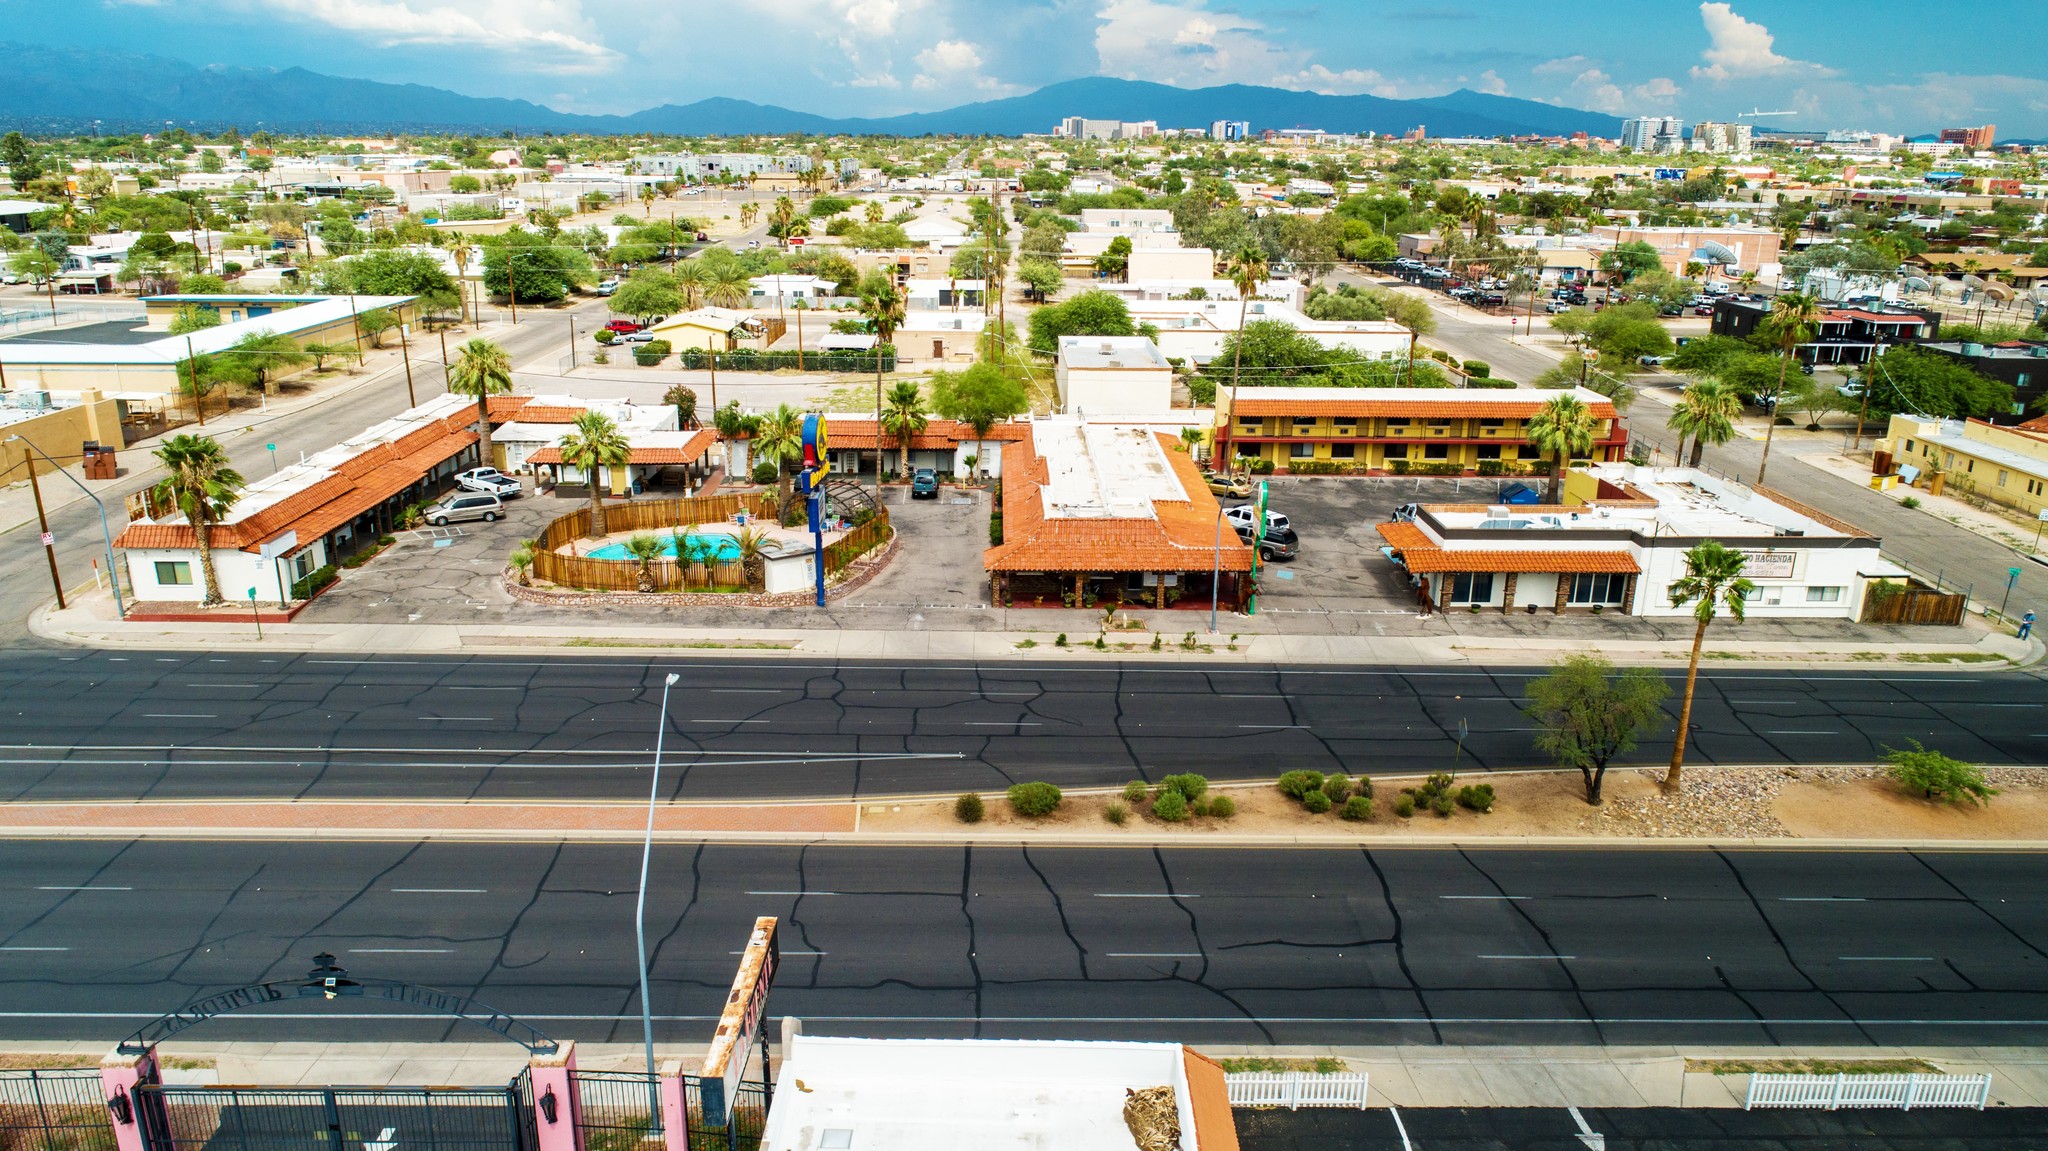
left=584, top=536, right=743, bottom=562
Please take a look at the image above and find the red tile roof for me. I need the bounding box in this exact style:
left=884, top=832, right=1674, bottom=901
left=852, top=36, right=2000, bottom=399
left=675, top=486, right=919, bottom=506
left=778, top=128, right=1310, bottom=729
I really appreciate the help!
left=1375, top=522, right=1639, bottom=574
left=984, top=429, right=1254, bottom=574
left=529, top=432, right=714, bottom=467
left=823, top=418, right=1030, bottom=451
left=1233, top=396, right=1619, bottom=420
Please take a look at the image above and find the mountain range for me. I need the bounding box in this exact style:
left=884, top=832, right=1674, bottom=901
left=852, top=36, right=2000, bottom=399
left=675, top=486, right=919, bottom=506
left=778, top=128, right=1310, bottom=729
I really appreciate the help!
left=0, top=43, right=1630, bottom=139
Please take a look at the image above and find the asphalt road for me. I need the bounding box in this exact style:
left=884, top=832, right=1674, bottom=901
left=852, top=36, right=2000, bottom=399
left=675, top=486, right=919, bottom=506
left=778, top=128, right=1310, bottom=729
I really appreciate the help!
left=1238, top=1106, right=2048, bottom=1151
left=1, top=841, right=2043, bottom=1047
left=2, top=653, right=2045, bottom=802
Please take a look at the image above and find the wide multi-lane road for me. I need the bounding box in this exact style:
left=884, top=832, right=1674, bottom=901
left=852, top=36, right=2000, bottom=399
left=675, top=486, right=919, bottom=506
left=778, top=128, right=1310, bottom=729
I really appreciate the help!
left=2, top=840, right=2043, bottom=1047
left=0, top=652, right=2044, bottom=801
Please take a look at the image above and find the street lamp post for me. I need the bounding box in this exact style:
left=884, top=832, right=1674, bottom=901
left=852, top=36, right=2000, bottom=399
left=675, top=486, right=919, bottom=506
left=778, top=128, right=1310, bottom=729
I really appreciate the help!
left=7, top=435, right=126, bottom=617
left=635, top=671, right=681, bottom=1129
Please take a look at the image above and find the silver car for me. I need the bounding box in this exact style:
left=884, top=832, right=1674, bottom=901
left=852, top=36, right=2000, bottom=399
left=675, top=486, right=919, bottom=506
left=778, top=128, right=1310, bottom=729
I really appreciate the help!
left=425, top=492, right=503, bottom=525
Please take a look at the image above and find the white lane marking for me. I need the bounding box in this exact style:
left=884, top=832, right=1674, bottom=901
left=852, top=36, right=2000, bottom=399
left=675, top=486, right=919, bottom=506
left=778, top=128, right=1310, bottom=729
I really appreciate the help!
left=391, top=888, right=486, bottom=894
left=417, top=717, right=493, bottom=722
left=142, top=714, right=216, bottom=719
left=184, top=683, right=260, bottom=689
left=1840, top=955, right=1935, bottom=961
left=108, top=658, right=128, bottom=662
left=1781, top=897, right=1866, bottom=902
left=1764, top=730, right=1838, bottom=735
left=1480, top=954, right=1576, bottom=960
left=448, top=687, right=519, bottom=692
left=1106, top=952, right=1202, bottom=958
left=1239, top=724, right=1310, bottom=729
left=746, top=891, right=840, bottom=896
left=1389, top=1106, right=1414, bottom=1151
left=309, top=660, right=424, bottom=666
left=1095, top=893, right=1199, bottom=899
left=37, top=886, right=132, bottom=892
left=1441, top=895, right=1529, bottom=900
left=692, top=719, right=769, bottom=724
left=0, top=947, right=69, bottom=952
left=963, top=722, right=1042, bottom=727
left=0, top=1011, right=2041, bottom=1027
left=347, top=948, right=453, bottom=954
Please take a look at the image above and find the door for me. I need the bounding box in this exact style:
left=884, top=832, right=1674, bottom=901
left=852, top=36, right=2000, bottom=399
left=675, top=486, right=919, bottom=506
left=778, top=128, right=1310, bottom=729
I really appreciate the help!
left=932, top=339, right=944, bottom=359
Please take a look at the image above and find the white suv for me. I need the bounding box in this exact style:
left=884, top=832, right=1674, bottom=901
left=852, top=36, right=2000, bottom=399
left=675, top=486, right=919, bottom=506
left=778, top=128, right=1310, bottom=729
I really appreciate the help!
left=454, top=467, right=521, bottom=498
left=1224, top=505, right=1290, bottom=536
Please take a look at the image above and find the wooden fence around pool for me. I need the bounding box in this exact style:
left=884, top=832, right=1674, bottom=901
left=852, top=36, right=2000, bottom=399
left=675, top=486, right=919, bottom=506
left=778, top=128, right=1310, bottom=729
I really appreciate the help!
left=530, top=492, right=889, bottom=594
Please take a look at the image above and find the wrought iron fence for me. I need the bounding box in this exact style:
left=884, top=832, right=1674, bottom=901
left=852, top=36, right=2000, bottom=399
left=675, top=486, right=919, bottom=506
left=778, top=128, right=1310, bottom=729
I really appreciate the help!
left=569, top=1072, right=660, bottom=1151
left=138, top=1082, right=530, bottom=1151
left=0, top=1068, right=117, bottom=1151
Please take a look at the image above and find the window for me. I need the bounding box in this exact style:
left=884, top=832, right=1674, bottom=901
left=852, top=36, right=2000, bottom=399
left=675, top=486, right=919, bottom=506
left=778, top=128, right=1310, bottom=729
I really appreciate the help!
left=1239, top=420, right=1261, bottom=431
left=1292, top=415, right=1316, bottom=425
left=1806, top=586, right=1843, bottom=603
left=1330, top=444, right=1356, bottom=459
left=154, top=561, right=192, bottom=586
left=1383, top=444, right=1407, bottom=459
left=1332, top=417, right=1358, bottom=427
left=1478, top=417, right=1505, bottom=428
left=1999, top=470, right=2008, bottom=488
left=1236, top=443, right=1261, bottom=458
left=292, top=552, right=316, bottom=579
left=1568, top=572, right=1627, bottom=605
left=1449, top=573, right=1495, bottom=603
left=1424, top=444, right=1449, bottom=460
left=1427, top=418, right=1452, bottom=428
left=1903, top=439, right=1915, bottom=453
left=1289, top=442, right=1315, bottom=458
left=1476, top=445, right=1503, bottom=460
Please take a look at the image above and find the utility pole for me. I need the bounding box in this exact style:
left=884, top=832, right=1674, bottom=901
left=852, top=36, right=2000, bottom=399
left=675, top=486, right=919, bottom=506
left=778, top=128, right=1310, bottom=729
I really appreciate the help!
left=26, top=458, right=64, bottom=610
left=185, top=335, right=206, bottom=427
left=398, top=319, right=417, bottom=408
left=568, top=317, right=578, bottom=371
left=439, top=327, right=452, bottom=396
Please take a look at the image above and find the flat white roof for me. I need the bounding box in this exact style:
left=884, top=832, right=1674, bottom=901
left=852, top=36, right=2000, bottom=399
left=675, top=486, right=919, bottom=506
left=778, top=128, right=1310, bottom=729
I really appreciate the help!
left=1059, top=335, right=1170, bottom=370
left=1035, top=416, right=1187, bottom=520
left=0, top=295, right=414, bottom=366
left=1427, top=464, right=1857, bottom=540
left=760, top=1036, right=1201, bottom=1151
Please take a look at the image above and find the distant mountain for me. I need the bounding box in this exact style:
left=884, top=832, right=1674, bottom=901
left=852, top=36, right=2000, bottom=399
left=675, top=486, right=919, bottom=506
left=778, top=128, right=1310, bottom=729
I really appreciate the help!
left=0, top=43, right=1630, bottom=139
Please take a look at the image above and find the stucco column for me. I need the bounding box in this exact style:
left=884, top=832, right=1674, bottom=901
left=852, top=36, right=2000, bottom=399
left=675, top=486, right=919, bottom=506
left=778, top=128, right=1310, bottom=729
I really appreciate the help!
left=658, top=1058, right=691, bottom=1151
left=100, top=1046, right=159, bottom=1151
left=1155, top=576, right=1167, bottom=609
left=530, top=1041, right=582, bottom=1151
left=1554, top=573, right=1570, bottom=614
left=1501, top=572, right=1517, bottom=614
left=1621, top=573, right=1638, bottom=614
left=1437, top=575, right=1454, bottom=613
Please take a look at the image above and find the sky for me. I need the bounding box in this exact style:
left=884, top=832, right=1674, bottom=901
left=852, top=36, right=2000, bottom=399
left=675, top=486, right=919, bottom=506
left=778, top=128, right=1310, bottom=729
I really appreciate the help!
left=26, top=0, right=2048, bottom=135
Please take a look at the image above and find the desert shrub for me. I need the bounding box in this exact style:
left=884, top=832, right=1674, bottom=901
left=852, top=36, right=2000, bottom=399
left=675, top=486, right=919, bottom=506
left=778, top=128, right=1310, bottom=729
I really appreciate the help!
left=1277, top=770, right=1325, bottom=799
left=1006, top=781, right=1063, bottom=817
left=594, top=328, right=617, bottom=345
left=1462, top=359, right=1490, bottom=378
left=1353, top=775, right=1374, bottom=799
left=1883, top=740, right=1996, bottom=806
left=1154, top=790, right=1190, bottom=822
left=1302, top=789, right=1332, bottom=814
left=633, top=338, right=673, bottom=366
left=1456, top=783, right=1496, bottom=812
left=1430, top=792, right=1455, bottom=817
left=1160, top=773, right=1209, bottom=803
left=1055, top=633, right=1068, bottom=646
left=954, top=793, right=984, bottom=823
left=1341, top=795, right=1374, bottom=821
left=1208, top=795, right=1236, bottom=819
left=1320, top=773, right=1352, bottom=802
left=1190, top=796, right=1212, bottom=817
left=1104, top=800, right=1130, bottom=826
left=1123, top=779, right=1149, bottom=804
left=1393, top=793, right=1416, bottom=818
left=750, top=460, right=777, bottom=484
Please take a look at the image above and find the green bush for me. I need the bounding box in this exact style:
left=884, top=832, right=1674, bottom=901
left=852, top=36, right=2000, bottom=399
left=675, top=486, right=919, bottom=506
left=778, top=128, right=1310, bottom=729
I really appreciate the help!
left=1247, top=458, right=1276, bottom=474
left=1277, top=770, right=1325, bottom=799
left=1055, top=633, right=1068, bottom=647
left=1883, top=741, right=1997, bottom=806
left=1285, top=459, right=1348, bottom=475
left=1462, top=359, right=1490, bottom=378
left=1007, top=781, right=1063, bottom=817
left=1353, top=775, right=1374, bottom=799
left=1208, top=795, right=1236, bottom=819
left=1393, top=793, right=1416, bottom=818
left=954, top=793, right=984, bottom=823
left=594, top=328, right=617, bottom=345
left=290, top=564, right=338, bottom=599
left=1104, top=800, right=1130, bottom=826
left=1302, top=789, right=1333, bottom=814
left=989, top=513, right=1003, bottom=545
left=1320, top=773, right=1352, bottom=802
left=634, top=339, right=673, bottom=367
left=670, top=345, right=896, bottom=373
left=1430, top=792, right=1456, bottom=817
left=1123, top=779, right=1150, bottom=804
left=750, top=460, right=778, bottom=485
left=1341, top=795, right=1374, bottom=821
left=1154, top=790, right=1190, bottom=822
left=1189, top=795, right=1212, bottom=817
left=1160, top=773, right=1210, bottom=803
left=1456, top=783, right=1496, bottom=813
left=1476, top=459, right=1505, bottom=476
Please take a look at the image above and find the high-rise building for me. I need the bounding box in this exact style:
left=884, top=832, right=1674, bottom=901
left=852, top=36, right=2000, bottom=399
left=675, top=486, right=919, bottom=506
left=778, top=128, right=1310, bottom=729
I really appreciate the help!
left=1690, top=121, right=1753, bottom=154
left=1055, top=117, right=1156, bottom=141
left=1620, top=116, right=1686, bottom=154
left=1939, top=125, right=1996, bottom=149
left=1209, top=120, right=1250, bottom=142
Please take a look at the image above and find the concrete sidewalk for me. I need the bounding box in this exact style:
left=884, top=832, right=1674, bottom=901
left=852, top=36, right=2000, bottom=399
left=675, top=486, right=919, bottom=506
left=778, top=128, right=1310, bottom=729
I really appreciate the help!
left=30, top=586, right=2041, bottom=669
left=4, top=1040, right=2043, bottom=1107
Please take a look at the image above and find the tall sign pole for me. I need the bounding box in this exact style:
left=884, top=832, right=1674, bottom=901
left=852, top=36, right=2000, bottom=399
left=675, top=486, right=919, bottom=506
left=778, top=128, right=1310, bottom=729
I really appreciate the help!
left=800, top=414, right=830, bottom=607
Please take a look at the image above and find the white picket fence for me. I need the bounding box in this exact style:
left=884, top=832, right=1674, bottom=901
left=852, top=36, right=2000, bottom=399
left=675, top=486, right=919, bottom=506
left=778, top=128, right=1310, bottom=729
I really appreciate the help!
left=1224, top=1071, right=1369, bottom=1109
left=1744, top=1072, right=1991, bottom=1110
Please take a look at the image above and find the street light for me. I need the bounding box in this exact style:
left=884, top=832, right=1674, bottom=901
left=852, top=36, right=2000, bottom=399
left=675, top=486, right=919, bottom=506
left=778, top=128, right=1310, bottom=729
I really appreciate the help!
left=6, top=435, right=125, bottom=618
left=634, top=671, right=681, bottom=1130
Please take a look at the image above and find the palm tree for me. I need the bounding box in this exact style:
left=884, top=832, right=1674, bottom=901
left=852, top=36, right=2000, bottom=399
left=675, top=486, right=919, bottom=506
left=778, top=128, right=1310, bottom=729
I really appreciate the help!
left=713, top=401, right=750, bottom=478
left=768, top=196, right=797, bottom=243
left=706, top=266, right=752, bottom=308
left=1525, top=394, right=1599, bottom=502
left=509, top=545, right=534, bottom=587
left=446, top=338, right=514, bottom=470
left=857, top=282, right=906, bottom=348
left=622, top=533, right=665, bottom=592
left=1226, top=243, right=1270, bottom=425
left=152, top=434, right=245, bottom=607
left=639, top=186, right=657, bottom=218
left=784, top=215, right=812, bottom=244
left=755, top=403, right=805, bottom=513
left=1736, top=270, right=1757, bottom=294
left=739, top=202, right=759, bottom=231
left=556, top=410, right=633, bottom=537
left=1755, top=292, right=1826, bottom=487
left=864, top=201, right=884, bottom=225
left=881, top=380, right=929, bottom=480
left=734, top=525, right=769, bottom=593
left=444, top=236, right=476, bottom=325
left=1666, top=541, right=1754, bottom=792
left=674, top=260, right=707, bottom=309
left=1666, top=380, right=1741, bottom=466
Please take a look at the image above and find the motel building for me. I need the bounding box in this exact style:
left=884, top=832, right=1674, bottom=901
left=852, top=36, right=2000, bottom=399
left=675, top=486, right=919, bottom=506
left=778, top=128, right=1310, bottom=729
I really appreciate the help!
left=1376, top=464, right=1906, bottom=617
left=1216, top=387, right=1627, bottom=476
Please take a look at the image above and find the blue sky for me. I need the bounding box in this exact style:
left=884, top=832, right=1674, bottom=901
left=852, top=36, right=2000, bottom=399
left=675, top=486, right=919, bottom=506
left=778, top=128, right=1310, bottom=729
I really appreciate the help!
left=38, top=0, right=2048, bottom=135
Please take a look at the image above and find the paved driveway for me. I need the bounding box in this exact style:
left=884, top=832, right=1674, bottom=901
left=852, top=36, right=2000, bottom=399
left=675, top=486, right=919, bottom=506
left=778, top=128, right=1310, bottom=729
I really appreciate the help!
left=1226, top=476, right=1506, bottom=614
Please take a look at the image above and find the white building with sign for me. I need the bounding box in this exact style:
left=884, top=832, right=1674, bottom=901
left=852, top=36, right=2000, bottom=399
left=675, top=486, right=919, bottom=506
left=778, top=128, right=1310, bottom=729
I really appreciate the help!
left=1377, top=463, right=1908, bottom=618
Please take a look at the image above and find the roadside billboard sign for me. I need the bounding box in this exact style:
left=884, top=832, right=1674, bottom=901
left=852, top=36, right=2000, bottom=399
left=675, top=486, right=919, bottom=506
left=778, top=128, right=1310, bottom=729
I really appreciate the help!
left=700, top=916, right=778, bottom=1127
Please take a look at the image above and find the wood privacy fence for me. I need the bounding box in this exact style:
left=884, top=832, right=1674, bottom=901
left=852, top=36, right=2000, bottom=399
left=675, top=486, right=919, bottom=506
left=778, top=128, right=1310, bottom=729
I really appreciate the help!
left=530, top=493, right=890, bottom=594
left=1861, top=580, right=1967, bottom=626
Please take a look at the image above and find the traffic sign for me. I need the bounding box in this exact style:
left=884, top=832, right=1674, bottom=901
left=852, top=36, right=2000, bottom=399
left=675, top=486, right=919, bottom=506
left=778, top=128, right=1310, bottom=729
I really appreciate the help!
left=39, top=532, right=53, bottom=546
left=2009, top=566, right=2022, bottom=588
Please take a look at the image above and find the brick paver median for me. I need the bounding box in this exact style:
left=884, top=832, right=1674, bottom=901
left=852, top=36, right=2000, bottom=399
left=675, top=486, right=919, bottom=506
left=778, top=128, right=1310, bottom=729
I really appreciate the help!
left=0, top=801, right=856, bottom=837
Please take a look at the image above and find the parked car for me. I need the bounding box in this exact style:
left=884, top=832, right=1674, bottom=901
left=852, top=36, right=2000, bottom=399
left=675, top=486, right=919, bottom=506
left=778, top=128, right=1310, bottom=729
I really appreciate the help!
left=594, top=279, right=619, bottom=297
left=1234, top=520, right=1298, bottom=562
left=454, top=467, right=522, bottom=498
left=1693, top=302, right=1717, bottom=315
left=424, top=492, right=503, bottom=526
left=617, top=330, right=655, bottom=343
left=911, top=468, right=938, bottom=499
left=1204, top=472, right=1253, bottom=498
left=1545, top=301, right=1574, bottom=314
left=1224, top=505, right=1292, bottom=537
left=604, top=319, right=643, bottom=334
left=1476, top=292, right=1507, bottom=307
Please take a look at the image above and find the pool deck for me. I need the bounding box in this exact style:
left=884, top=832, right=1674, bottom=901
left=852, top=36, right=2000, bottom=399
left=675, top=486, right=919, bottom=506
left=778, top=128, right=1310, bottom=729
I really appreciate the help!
left=559, top=521, right=852, bottom=560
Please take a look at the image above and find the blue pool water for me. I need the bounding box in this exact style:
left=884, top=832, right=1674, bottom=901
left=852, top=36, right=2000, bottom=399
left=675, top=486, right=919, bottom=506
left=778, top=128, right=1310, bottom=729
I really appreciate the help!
left=585, top=536, right=743, bottom=562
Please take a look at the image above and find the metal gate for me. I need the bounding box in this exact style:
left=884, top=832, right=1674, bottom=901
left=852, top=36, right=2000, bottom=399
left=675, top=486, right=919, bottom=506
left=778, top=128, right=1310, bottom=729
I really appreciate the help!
left=563, top=1073, right=766, bottom=1151
left=136, top=1081, right=532, bottom=1151
left=0, top=1067, right=119, bottom=1151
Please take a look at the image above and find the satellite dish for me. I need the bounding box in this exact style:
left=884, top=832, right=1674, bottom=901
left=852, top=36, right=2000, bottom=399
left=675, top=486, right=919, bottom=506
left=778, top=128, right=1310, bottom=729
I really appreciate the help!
left=1696, top=240, right=1739, bottom=265
left=1903, top=277, right=1931, bottom=292
left=1961, top=274, right=1988, bottom=289
left=1985, top=284, right=2014, bottom=302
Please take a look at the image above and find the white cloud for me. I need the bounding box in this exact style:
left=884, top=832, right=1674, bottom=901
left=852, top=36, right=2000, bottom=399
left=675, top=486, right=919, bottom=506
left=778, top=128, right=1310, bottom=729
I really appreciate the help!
left=916, top=39, right=982, bottom=74
left=1567, top=67, right=1625, bottom=113
left=1095, top=0, right=1397, bottom=95
left=259, top=0, right=617, bottom=71
left=1532, top=55, right=1591, bottom=77
left=1631, top=76, right=1681, bottom=103
left=1690, top=2, right=1832, bottom=82
left=910, top=37, right=1013, bottom=93
left=1476, top=70, right=1508, bottom=96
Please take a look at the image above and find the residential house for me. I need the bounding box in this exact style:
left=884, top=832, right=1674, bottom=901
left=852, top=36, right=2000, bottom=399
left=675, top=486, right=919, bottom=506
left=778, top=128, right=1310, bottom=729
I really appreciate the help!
left=896, top=311, right=987, bottom=364
left=904, top=278, right=984, bottom=310
left=1127, top=247, right=1217, bottom=280
left=1913, top=339, right=2048, bottom=412
left=1129, top=299, right=1409, bottom=366
left=647, top=308, right=751, bottom=352
left=1882, top=413, right=2048, bottom=515
left=1216, top=386, right=1626, bottom=475
left=1056, top=336, right=1174, bottom=415
left=815, top=416, right=1025, bottom=479
left=1710, top=299, right=1939, bottom=366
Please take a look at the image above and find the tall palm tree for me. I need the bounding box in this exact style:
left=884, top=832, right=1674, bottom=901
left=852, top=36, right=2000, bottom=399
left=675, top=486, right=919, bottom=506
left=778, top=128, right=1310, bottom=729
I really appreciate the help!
left=1526, top=394, right=1598, bottom=503
left=556, top=410, right=634, bottom=537
left=152, top=434, right=245, bottom=607
left=1226, top=243, right=1270, bottom=435
left=442, top=236, right=476, bottom=326
left=446, top=338, right=514, bottom=470
left=1666, top=541, right=1754, bottom=792
left=881, top=380, right=929, bottom=480
left=755, top=403, right=805, bottom=514
left=712, top=401, right=749, bottom=478
left=858, top=282, right=908, bottom=492
left=1666, top=379, right=1741, bottom=466
left=1755, top=292, right=1826, bottom=487
left=768, top=196, right=797, bottom=243
left=784, top=215, right=812, bottom=244
left=706, top=266, right=752, bottom=309
left=674, top=260, right=708, bottom=309
left=864, top=200, right=884, bottom=226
